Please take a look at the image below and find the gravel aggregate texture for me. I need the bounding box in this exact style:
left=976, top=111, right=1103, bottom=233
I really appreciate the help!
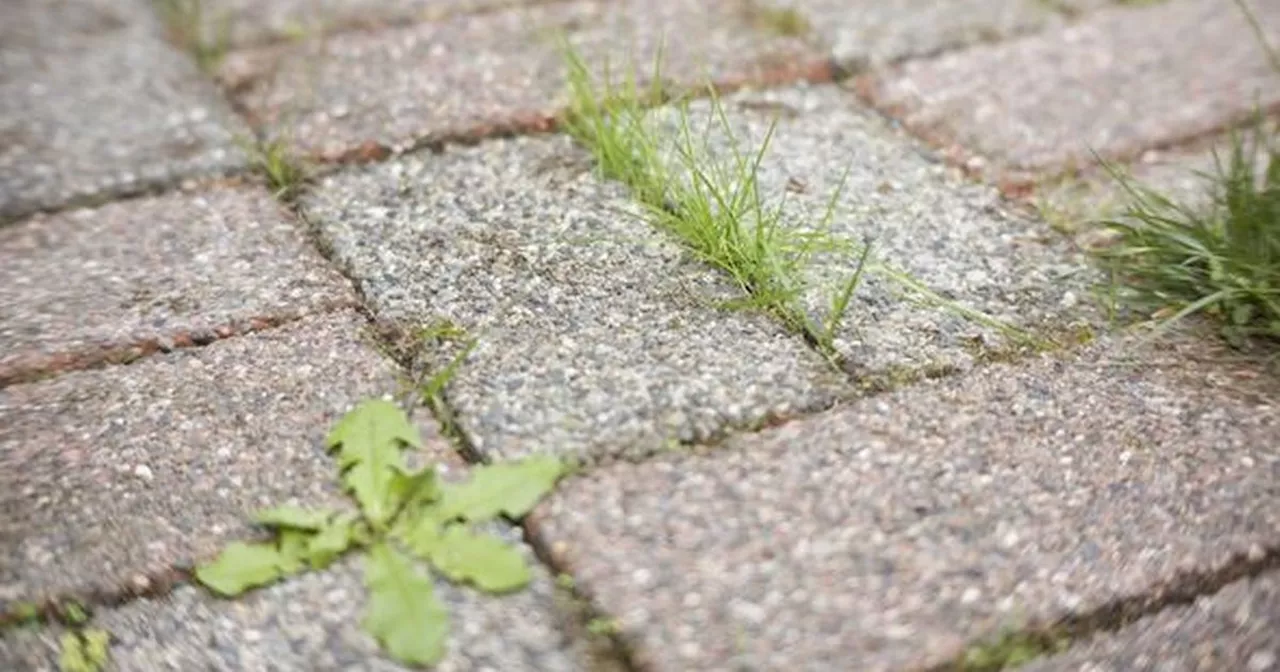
left=0, top=184, right=356, bottom=385
left=302, top=133, right=846, bottom=463
left=218, top=0, right=820, bottom=160
left=0, top=0, right=250, bottom=221
left=863, top=0, right=1280, bottom=176
left=531, top=335, right=1280, bottom=671
left=0, top=311, right=447, bottom=603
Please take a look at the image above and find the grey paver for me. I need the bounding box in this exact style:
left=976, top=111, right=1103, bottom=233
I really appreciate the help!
left=749, top=0, right=1099, bottom=71
left=0, top=311, right=446, bottom=603
left=0, top=530, right=609, bottom=672
left=0, top=0, right=251, bottom=221
left=302, top=133, right=845, bottom=463
left=0, top=183, right=356, bottom=386
left=647, top=84, right=1093, bottom=380
left=219, top=0, right=821, bottom=160
left=862, top=0, right=1280, bottom=176
left=182, top=0, right=546, bottom=47
left=530, top=335, right=1280, bottom=671
left=1027, top=571, right=1280, bottom=672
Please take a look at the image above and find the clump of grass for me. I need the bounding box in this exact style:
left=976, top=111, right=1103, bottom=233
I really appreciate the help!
left=1091, top=119, right=1280, bottom=345
left=743, top=3, right=811, bottom=37
left=152, top=0, right=231, bottom=73
left=242, top=136, right=312, bottom=202
left=558, top=43, right=868, bottom=360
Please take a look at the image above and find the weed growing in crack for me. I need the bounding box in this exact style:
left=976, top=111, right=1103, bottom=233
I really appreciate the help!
left=57, top=628, right=111, bottom=672
left=194, top=400, right=568, bottom=667
left=559, top=42, right=870, bottom=362
left=239, top=135, right=313, bottom=203
left=152, top=0, right=231, bottom=73
left=559, top=42, right=1034, bottom=364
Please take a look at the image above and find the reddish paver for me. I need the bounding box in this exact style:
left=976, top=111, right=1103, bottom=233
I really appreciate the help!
left=1027, top=571, right=1280, bottom=672
left=0, top=311, right=453, bottom=604
left=860, top=0, right=1280, bottom=181
left=0, top=183, right=356, bottom=386
left=218, top=0, right=825, bottom=161
left=529, top=335, right=1280, bottom=671
left=182, top=0, right=552, bottom=46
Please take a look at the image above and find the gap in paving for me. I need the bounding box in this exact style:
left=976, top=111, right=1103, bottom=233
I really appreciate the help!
left=931, top=542, right=1280, bottom=671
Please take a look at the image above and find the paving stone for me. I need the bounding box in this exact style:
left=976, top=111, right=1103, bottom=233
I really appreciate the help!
left=861, top=0, right=1280, bottom=177
left=1027, top=571, right=1280, bottom=672
left=0, top=184, right=356, bottom=386
left=0, top=0, right=251, bottom=221
left=530, top=335, right=1280, bottom=671
left=0, top=311, right=450, bottom=603
left=1035, top=123, right=1278, bottom=248
left=0, top=528, right=609, bottom=672
left=302, top=133, right=845, bottom=463
left=749, top=0, right=1099, bottom=71
left=645, top=84, right=1094, bottom=381
left=185, top=0, right=543, bottom=47
left=219, top=0, right=822, bottom=161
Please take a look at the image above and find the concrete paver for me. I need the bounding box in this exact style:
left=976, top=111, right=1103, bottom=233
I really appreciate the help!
left=0, top=184, right=356, bottom=386
left=648, top=84, right=1094, bottom=380
left=185, top=0, right=545, bottom=47
left=302, top=133, right=845, bottom=463
left=218, top=0, right=822, bottom=161
left=530, top=336, right=1280, bottom=671
left=0, top=311, right=445, bottom=603
left=0, top=529, right=609, bottom=672
left=749, top=0, right=1096, bottom=71
left=1027, top=571, right=1280, bottom=672
left=861, top=0, right=1280, bottom=177
left=0, top=0, right=251, bottom=221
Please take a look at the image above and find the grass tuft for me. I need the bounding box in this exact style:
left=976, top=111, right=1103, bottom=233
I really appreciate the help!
left=1091, top=118, right=1280, bottom=346
left=558, top=42, right=869, bottom=361
left=743, top=3, right=811, bottom=37
left=152, top=0, right=231, bottom=73
left=241, top=136, right=312, bottom=203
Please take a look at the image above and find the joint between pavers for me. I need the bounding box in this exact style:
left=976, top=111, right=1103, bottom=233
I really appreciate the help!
left=0, top=299, right=359, bottom=389
left=930, top=542, right=1280, bottom=671
left=0, top=564, right=193, bottom=633
left=521, top=514, right=647, bottom=672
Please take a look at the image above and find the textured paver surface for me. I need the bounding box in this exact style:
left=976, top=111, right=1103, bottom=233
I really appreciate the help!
left=0, top=184, right=356, bottom=386
left=1028, top=571, right=1280, bottom=672
left=3, top=0, right=1279, bottom=669
left=0, top=530, right=610, bottom=672
left=862, top=0, right=1280, bottom=177
left=0, top=0, right=251, bottom=221
left=644, top=84, right=1095, bottom=379
left=217, top=0, right=821, bottom=160
left=303, top=133, right=844, bottom=462
left=531, top=336, right=1280, bottom=671
left=0, top=311, right=434, bottom=602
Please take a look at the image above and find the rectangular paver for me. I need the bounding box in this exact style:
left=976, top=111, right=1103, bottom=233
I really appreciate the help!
left=218, top=0, right=823, bottom=161
left=0, top=311, right=443, bottom=603
left=301, top=133, right=846, bottom=463
left=1027, top=571, right=1280, bottom=672
left=0, top=0, right=251, bottom=221
left=0, top=183, right=356, bottom=386
left=645, top=84, right=1095, bottom=382
left=860, top=0, right=1280, bottom=179
left=0, top=530, right=610, bottom=672
left=529, top=335, right=1280, bottom=671
left=749, top=0, right=1091, bottom=71
left=181, top=0, right=546, bottom=47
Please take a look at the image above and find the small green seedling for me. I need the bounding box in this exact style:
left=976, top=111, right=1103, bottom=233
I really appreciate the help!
left=58, top=629, right=110, bottom=672
left=240, top=135, right=312, bottom=203
left=195, top=400, right=569, bottom=667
